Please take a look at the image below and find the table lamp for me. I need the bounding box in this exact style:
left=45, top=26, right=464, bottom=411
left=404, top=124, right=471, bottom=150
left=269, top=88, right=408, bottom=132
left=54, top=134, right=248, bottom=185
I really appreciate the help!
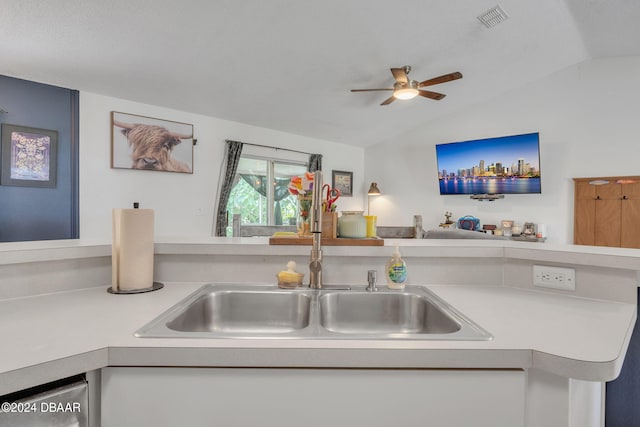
left=367, top=182, right=381, bottom=215
left=366, top=182, right=381, bottom=238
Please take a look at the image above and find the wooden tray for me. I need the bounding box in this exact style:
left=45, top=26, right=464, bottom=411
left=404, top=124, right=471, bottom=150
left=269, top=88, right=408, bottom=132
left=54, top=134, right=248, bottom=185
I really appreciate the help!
left=269, top=236, right=384, bottom=246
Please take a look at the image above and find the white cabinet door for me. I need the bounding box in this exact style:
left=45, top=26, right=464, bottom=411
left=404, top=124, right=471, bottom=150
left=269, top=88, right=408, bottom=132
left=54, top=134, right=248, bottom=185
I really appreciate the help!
left=102, top=367, right=525, bottom=427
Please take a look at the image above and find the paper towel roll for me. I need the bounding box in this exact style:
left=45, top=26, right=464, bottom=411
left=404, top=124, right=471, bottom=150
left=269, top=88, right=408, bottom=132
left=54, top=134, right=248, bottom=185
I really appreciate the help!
left=112, top=207, right=155, bottom=292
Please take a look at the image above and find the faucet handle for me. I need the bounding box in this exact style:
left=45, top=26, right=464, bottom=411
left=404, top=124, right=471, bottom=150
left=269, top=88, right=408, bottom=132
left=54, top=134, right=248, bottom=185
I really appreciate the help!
left=366, top=270, right=378, bottom=292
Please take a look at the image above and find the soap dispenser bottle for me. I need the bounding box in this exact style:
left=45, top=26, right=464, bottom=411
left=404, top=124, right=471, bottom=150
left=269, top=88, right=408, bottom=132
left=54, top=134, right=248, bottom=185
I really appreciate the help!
left=386, top=246, right=407, bottom=289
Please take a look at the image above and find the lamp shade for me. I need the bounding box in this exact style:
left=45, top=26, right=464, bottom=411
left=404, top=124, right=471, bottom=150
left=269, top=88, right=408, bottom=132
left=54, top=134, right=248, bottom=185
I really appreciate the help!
left=368, top=182, right=381, bottom=195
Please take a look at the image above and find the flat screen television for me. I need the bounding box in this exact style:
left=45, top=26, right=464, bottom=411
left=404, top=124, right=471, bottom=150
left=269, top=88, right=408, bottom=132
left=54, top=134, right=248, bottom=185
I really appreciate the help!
left=435, top=132, right=541, bottom=195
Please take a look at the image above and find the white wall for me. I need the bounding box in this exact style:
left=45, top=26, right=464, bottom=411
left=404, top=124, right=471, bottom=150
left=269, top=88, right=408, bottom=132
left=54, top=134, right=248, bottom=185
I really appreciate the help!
left=80, top=93, right=365, bottom=241
left=364, top=56, right=640, bottom=243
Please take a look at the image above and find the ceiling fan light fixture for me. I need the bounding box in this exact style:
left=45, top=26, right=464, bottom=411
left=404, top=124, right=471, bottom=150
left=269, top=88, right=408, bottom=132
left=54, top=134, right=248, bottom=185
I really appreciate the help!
left=393, top=80, right=419, bottom=100
left=350, top=67, right=462, bottom=105
left=393, top=87, right=419, bottom=100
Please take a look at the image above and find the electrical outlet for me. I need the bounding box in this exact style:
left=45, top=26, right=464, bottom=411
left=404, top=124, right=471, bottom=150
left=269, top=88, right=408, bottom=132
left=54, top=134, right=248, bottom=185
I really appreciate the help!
left=533, top=265, right=576, bottom=291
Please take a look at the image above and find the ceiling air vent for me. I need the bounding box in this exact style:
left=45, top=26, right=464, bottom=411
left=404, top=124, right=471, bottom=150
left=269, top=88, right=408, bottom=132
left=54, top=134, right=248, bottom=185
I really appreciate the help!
left=477, top=5, right=509, bottom=28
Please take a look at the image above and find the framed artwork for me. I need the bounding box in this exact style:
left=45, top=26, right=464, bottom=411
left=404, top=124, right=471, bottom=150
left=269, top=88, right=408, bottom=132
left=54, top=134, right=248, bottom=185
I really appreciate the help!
left=1, top=124, right=58, bottom=188
left=111, top=111, right=194, bottom=173
left=332, top=170, right=353, bottom=197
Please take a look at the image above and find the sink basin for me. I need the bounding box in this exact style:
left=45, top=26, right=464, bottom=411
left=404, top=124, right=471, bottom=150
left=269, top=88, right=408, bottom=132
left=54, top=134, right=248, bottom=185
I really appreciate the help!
left=135, top=284, right=491, bottom=340
left=319, top=292, right=461, bottom=335
left=167, top=290, right=311, bottom=333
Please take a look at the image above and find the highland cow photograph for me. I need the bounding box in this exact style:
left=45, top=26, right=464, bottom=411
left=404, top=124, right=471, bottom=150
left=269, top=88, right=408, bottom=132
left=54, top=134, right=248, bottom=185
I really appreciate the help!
left=111, top=111, right=194, bottom=173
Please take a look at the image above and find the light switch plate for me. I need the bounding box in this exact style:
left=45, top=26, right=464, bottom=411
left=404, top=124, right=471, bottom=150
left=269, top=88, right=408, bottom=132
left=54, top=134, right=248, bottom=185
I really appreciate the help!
left=533, top=265, right=576, bottom=291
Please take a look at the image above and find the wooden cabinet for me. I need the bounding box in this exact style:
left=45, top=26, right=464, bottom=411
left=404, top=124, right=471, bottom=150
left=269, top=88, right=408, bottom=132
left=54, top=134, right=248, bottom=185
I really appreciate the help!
left=620, top=182, right=640, bottom=248
left=574, top=177, right=640, bottom=248
left=574, top=180, right=597, bottom=246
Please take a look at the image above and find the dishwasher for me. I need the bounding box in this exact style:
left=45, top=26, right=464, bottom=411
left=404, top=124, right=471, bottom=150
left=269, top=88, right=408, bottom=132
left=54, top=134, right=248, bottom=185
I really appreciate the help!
left=0, top=375, right=88, bottom=427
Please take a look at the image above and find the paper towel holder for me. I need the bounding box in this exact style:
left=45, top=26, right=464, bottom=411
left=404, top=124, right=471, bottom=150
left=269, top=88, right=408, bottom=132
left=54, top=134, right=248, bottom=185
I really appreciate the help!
left=110, top=201, right=163, bottom=294
left=107, top=282, right=164, bottom=294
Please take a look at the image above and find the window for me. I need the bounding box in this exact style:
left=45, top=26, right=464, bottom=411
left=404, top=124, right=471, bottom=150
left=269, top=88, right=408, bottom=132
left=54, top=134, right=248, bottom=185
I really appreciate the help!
left=225, top=155, right=307, bottom=233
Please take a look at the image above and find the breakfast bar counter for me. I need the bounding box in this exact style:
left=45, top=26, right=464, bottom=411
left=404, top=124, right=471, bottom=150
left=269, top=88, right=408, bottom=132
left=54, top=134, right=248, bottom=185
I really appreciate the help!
left=0, top=238, right=637, bottom=411
left=0, top=280, right=635, bottom=395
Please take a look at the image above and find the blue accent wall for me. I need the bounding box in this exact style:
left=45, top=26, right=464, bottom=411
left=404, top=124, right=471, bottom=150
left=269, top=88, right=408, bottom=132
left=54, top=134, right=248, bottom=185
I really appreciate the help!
left=606, top=287, right=640, bottom=425
left=0, top=75, right=79, bottom=242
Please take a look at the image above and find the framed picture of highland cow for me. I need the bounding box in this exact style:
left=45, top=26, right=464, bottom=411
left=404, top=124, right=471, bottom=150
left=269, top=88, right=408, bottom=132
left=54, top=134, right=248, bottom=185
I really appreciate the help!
left=1, top=124, right=58, bottom=188
left=111, top=111, right=194, bottom=173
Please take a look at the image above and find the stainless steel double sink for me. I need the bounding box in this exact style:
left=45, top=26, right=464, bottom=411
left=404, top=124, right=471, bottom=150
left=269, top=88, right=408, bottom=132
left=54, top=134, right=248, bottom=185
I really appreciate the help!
left=135, top=284, right=492, bottom=340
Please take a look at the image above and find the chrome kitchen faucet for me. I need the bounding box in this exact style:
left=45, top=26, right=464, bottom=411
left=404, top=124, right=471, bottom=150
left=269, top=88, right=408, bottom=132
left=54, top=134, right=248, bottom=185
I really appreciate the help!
left=309, top=170, right=323, bottom=288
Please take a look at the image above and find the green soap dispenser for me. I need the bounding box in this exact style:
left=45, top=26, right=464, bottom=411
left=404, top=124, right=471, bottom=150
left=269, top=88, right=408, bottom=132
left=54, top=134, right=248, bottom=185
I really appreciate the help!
left=386, top=246, right=407, bottom=289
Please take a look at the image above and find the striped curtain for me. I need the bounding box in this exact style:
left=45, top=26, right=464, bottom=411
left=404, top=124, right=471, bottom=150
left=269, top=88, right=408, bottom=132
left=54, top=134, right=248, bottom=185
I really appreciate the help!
left=214, top=140, right=244, bottom=236
left=308, top=153, right=322, bottom=172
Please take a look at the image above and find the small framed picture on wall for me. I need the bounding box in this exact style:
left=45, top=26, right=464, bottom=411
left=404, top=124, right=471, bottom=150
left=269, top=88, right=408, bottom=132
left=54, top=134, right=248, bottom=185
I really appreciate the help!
left=332, top=170, right=353, bottom=197
left=1, top=124, right=58, bottom=188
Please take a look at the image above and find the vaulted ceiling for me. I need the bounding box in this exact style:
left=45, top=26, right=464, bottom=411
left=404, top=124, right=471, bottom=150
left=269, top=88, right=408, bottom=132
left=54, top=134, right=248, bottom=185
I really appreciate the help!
left=1, top=0, right=639, bottom=147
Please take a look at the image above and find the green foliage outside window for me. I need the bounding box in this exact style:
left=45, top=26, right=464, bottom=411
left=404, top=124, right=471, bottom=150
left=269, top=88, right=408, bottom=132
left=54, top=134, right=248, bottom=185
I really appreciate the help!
left=226, top=176, right=300, bottom=226
left=227, top=178, right=267, bottom=224
left=225, top=156, right=307, bottom=235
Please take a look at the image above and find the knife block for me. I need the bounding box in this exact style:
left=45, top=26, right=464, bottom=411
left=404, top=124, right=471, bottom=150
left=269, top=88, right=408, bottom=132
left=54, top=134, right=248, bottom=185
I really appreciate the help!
left=322, top=212, right=338, bottom=239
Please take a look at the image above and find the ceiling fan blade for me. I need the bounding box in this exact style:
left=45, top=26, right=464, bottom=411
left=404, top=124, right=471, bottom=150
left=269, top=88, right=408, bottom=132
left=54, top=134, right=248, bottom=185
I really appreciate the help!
left=350, top=88, right=394, bottom=92
left=390, top=68, right=408, bottom=84
left=418, top=90, right=446, bottom=100
left=380, top=96, right=396, bottom=106
left=418, top=72, right=463, bottom=88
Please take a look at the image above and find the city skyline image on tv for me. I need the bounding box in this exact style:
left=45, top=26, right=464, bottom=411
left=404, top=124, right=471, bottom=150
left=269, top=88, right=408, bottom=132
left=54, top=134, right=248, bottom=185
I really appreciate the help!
left=435, top=132, right=541, bottom=195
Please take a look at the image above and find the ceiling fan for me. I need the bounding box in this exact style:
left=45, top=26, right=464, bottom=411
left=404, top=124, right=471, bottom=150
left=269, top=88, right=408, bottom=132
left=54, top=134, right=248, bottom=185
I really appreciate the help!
left=350, top=66, right=463, bottom=106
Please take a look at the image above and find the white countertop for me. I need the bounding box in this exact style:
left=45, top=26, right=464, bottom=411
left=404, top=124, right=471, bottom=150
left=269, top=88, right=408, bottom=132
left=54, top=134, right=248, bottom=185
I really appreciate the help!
left=0, top=281, right=635, bottom=395
left=3, top=237, right=640, bottom=270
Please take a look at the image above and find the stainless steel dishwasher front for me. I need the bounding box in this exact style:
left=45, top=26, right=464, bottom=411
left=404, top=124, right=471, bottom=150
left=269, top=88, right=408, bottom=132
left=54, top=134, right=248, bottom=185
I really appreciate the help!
left=0, top=377, right=88, bottom=427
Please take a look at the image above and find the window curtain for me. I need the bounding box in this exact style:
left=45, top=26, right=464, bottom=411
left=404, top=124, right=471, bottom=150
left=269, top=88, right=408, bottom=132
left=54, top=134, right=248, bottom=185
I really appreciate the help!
left=240, top=175, right=291, bottom=225
left=308, top=153, right=322, bottom=172
left=214, top=140, right=244, bottom=236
